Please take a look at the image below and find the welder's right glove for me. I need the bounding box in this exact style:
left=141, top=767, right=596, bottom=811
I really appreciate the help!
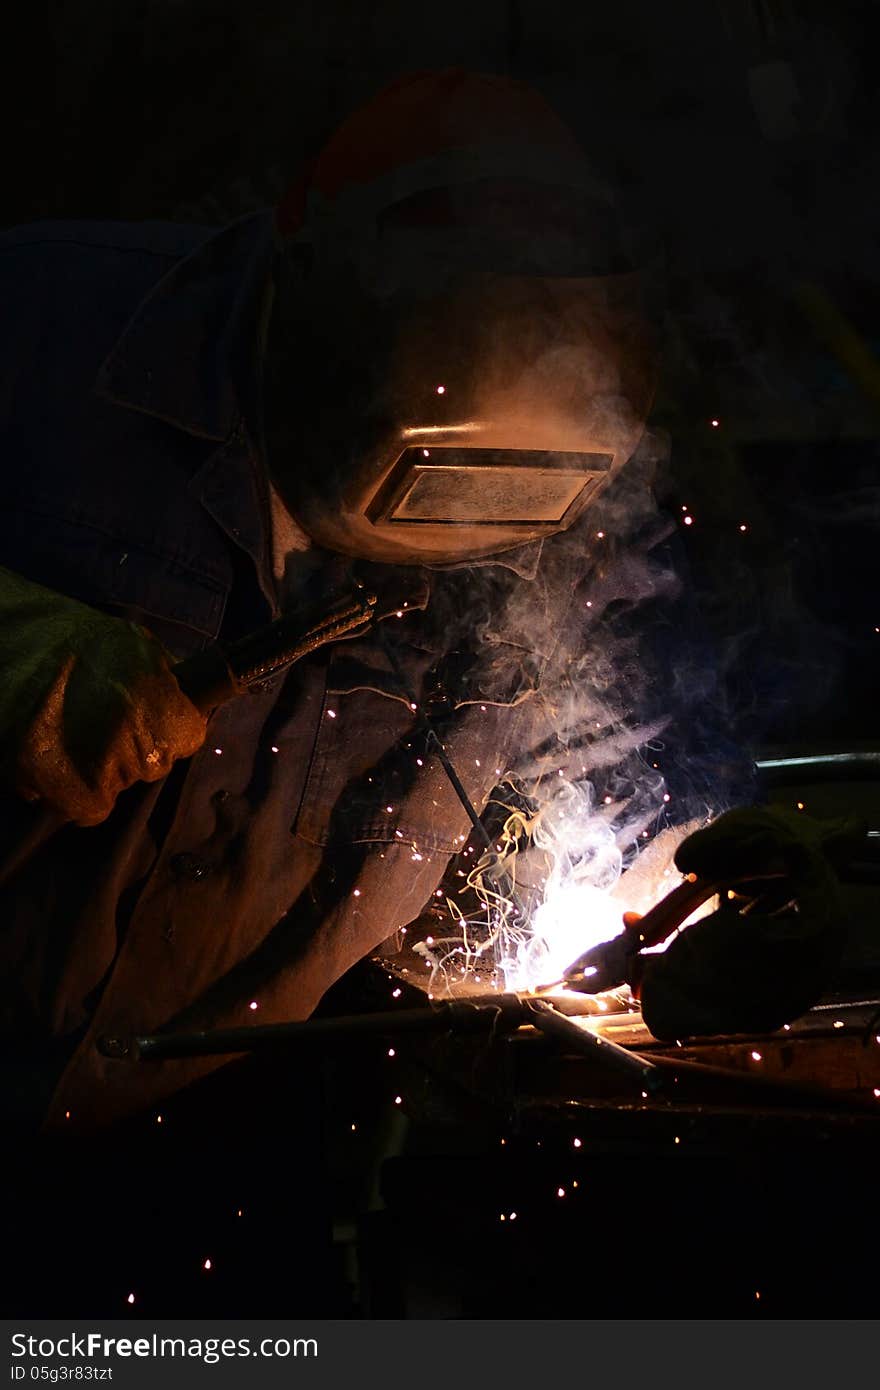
left=0, top=566, right=207, bottom=826
left=635, top=806, right=865, bottom=1041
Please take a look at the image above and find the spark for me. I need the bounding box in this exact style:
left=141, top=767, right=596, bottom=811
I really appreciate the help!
left=65, top=1111, right=70, bottom=1120
left=674, top=1136, right=681, bottom=1145
left=248, top=1001, right=258, bottom=1011
left=387, top=1048, right=396, bottom=1057
left=751, top=1050, right=763, bottom=1062
left=214, top=747, right=223, bottom=755
left=156, top=1114, right=163, bottom=1124
left=386, top=805, right=393, bottom=813
left=351, top=1123, right=357, bottom=1131
left=392, top=988, right=402, bottom=998
left=127, top=1293, right=135, bottom=1305
left=270, top=744, right=279, bottom=753
left=739, top=523, right=748, bottom=532
left=327, top=709, right=336, bottom=719
left=423, top=449, right=430, bottom=457
left=833, top=1020, right=844, bottom=1029
left=435, top=385, right=446, bottom=394
left=873, top=1088, right=880, bottom=1098
left=353, top=888, right=361, bottom=897
left=797, top=802, right=805, bottom=810
left=509, top=1211, right=517, bottom=1221
left=557, top=1187, right=566, bottom=1198
left=573, top=1137, right=582, bottom=1148
left=203, top=1259, right=212, bottom=1271
left=711, top=418, right=720, bottom=427
left=683, top=515, right=693, bottom=526
left=394, top=1095, right=403, bottom=1105
left=237, top=1209, right=243, bottom=1217
left=596, top=530, right=605, bottom=539
left=416, top=758, right=423, bottom=766
left=402, top=421, right=481, bottom=437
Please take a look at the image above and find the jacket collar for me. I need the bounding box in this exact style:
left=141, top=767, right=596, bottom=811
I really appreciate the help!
left=94, top=211, right=276, bottom=442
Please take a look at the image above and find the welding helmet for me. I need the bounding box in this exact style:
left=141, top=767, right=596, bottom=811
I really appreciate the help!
left=264, top=70, right=659, bottom=566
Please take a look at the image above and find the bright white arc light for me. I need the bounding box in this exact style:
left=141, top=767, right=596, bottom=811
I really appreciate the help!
left=505, top=883, right=625, bottom=992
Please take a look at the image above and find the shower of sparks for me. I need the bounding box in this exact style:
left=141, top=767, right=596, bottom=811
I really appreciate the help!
left=412, top=768, right=708, bottom=1000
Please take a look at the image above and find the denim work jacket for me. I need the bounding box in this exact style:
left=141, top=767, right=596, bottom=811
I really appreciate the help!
left=0, top=213, right=541, bottom=1130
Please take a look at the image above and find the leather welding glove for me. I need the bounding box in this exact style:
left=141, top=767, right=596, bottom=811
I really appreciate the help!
left=635, top=806, right=865, bottom=1041
left=0, top=566, right=207, bottom=826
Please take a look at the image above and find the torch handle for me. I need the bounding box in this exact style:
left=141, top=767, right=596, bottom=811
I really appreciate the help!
left=173, top=590, right=377, bottom=715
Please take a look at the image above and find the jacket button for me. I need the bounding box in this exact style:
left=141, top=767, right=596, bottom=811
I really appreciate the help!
left=169, top=852, right=212, bottom=881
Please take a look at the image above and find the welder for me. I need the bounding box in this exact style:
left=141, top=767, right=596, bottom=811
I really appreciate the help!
left=0, top=70, right=660, bottom=1130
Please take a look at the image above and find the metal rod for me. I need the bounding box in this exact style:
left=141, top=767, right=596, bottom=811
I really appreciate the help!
left=99, top=995, right=530, bottom=1062
left=526, top=998, right=664, bottom=1094
left=372, top=624, right=528, bottom=923
left=174, top=590, right=376, bottom=713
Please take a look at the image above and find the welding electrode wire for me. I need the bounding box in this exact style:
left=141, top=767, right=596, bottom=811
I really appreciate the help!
left=372, top=624, right=528, bottom=920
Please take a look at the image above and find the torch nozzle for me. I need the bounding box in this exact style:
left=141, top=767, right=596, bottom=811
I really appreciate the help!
left=543, top=873, right=724, bottom=996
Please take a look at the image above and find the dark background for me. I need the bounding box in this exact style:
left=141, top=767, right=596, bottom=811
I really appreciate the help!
left=3, top=0, right=879, bottom=1321
left=4, top=0, right=878, bottom=750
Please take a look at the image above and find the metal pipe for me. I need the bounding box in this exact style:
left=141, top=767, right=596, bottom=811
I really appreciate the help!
left=526, top=998, right=664, bottom=1094
left=99, top=994, right=530, bottom=1061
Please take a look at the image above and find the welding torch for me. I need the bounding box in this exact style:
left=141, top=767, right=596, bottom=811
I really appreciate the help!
left=550, top=873, right=725, bottom=997
left=552, top=815, right=880, bottom=999
left=173, top=588, right=377, bottom=713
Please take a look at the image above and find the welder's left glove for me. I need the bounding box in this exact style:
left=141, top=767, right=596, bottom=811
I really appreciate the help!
left=636, top=806, right=865, bottom=1041
left=0, top=566, right=207, bottom=826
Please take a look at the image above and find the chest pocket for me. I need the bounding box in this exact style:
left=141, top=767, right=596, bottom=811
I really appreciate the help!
left=293, top=639, right=476, bottom=855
